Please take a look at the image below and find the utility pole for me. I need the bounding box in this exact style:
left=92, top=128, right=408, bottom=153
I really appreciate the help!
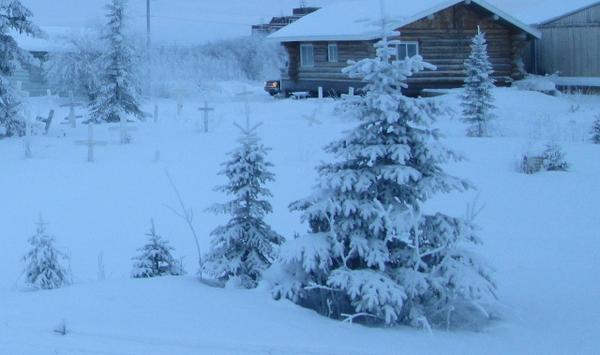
left=146, top=0, right=151, bottom=50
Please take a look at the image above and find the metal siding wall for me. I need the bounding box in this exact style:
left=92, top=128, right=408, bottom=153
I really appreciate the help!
left=536, top=4, right=600, bottom=76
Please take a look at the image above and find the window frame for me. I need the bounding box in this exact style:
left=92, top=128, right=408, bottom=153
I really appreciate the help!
left=327, top=42, right=339, bottom=63
left=396, top=41, right=420, bottom=59
left=300, top=43, right=315, bottom=68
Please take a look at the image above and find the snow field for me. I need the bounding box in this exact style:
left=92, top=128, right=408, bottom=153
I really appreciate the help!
left=0, top=83, right=599, bottom=354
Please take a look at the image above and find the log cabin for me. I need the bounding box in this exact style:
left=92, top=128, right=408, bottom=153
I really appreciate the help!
left=268, top=0, right=541, bottom=96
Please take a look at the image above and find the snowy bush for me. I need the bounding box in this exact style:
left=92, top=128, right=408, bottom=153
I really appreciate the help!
left=45, top=29, right=105, bottom=100
left=541, top=142, right=569, bottom=171
left=513, top=74, right=560, bottom=96
left=144, top=36, right=284, bottom=98
left=23, top=217, right=71, bottom=290
left=89, top=0, right=143, bottom=123
left=462, top=29, right=496, bottom=137
left=132, top=220, right=184, bottom=278
left=591, top=115, right=600, bottom=144
left=269, top=35, right=497, bottom=329
left=202, top=122, right=284, bottom=288
left=0, top=0, right=41, bottom=137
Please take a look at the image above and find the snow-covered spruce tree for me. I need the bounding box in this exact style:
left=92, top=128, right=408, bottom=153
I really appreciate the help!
left=0, top=1, right=41, bottom=137
left=462, top=28, right=496, bottom=137
left=202, top=123, right=284, bottom=288
left=542, top=142, right=569, bottom=171
left=591, top=115, right=600, bottom=144
left=23, top=216, right=70, bottom=290
left=89, top=0, right=142, bottom=123
left=270, top=36, right=496, bottom=328
left=132, top=219, right=184, bottom=278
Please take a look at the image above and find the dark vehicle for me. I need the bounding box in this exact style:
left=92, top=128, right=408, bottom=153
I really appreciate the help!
left=264, top=80, right=281, bottom=96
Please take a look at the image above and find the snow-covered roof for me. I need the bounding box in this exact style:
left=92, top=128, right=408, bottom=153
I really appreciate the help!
left=538, top=1, right=600, bottom=26
left=268, top=0, right=542, bottom=42
left=12, top=26, right=84, bottom=52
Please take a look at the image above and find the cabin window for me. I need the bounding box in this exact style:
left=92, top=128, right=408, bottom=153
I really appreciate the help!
left=300, top=44, right=315, bottom=67
left=397, top=41, right=419, bottom=59
left=327, top=43, right=338, bottom=63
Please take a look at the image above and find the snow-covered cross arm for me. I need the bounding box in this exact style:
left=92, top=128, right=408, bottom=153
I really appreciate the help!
left=76, top=124, right=107, bottom=162
left=197, top=101, right=215, bottom=133
left=60, top=92, right=84, bottom=128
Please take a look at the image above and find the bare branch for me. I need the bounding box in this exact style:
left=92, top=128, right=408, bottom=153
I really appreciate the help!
left=164, top=169, right=203, bottom=278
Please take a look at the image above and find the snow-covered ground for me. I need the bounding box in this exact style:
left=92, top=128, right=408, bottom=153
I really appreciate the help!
left=1, top=83, right=599, bottom=354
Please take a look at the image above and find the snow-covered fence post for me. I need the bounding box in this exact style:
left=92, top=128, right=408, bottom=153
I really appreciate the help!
left=348, top=87, right=355, bottom=96
left=318, top=86, right=323, bottom=99
left=197, top=101, right=214, bottom=133
left=76, top=124, right=107, bottom=162
left=153, top=104, right=159, bottom=123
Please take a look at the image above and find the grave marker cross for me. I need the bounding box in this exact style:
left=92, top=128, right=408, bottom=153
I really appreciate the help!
left=76, top=124, right=107, bottom=162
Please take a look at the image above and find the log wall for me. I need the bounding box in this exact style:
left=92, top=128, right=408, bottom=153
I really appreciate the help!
left=281, top=2, right=532, bottom=93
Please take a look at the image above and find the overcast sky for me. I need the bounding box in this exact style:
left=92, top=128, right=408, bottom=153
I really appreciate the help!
left=20, top=0, right=599, bottom=45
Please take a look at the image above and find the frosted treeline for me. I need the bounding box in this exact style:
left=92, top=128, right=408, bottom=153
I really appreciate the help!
left=45, top=31, right=284, bottom=99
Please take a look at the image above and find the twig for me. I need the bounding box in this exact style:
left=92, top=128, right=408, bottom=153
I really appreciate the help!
left=341, top=312, right=378, bottom=324
left=164, top=170, right=203, bottom=278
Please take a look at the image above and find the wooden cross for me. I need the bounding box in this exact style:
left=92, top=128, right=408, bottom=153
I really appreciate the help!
left=302, top=107, right=323, bottom=126
left=36, top=213, right=50, bottom=231
left=197, top=101, right=214, bottom=133
left=24, top=119, right=32, bottom=159
left=233, top=94, right=262, bottom=144
left=176, top=94, right=183, bottom=117
left=15, top=81, right=29, bottom=98
left=60, top=91, right=84, bottom=128
left=76, top=124, right=107, bottom=162
left=109, top=116, right=137, bottom=144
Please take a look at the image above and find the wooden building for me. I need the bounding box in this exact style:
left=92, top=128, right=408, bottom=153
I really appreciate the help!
left=532, top=2, right=600, bottom=78
left=252, top=7, right=320, bottom=36
left=268, top=0, right=541, bottom=95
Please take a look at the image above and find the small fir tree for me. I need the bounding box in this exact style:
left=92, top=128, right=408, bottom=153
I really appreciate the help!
left=591, top=115, right=600, bottom=144
left=462, top=28, right=496, bottom=137
left=542, top=142, right=569, bottom=171
left=0, top=1, right=41, bottom=137
left=23, top=216, right=70, bottom=290
left=270, top=34, right=496, bottom=329
left=132, top=219, right=184, bottom=278
left=89, top=0, right=142, bottom=123
left=202, top=121, right=284, bottom=288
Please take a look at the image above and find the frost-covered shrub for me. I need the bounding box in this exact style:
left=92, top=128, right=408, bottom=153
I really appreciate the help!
left=591, top=115, right=600, bottom=144
left=269, top=35, right=496, bottom=329
left=542, top=142, right=569, bottom=171
left=45, top=29, right=105, bottom=100
left=132, top=220, right=184, bottom=278
left=202, top=123, right=284, bottom=288
left=462, top=29, right=496, bottom=137
left=23, top=217, right=71, bottom=290
left=144, top=36, right=284, bottom=98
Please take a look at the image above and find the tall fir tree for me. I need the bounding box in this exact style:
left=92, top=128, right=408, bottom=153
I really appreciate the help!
left=0, top=1, right=41, bottom=137
left=89, top=0, right=142, bottom=123
left=462, top=28, right=496, bottom=137
left=23, top=216, right=70, bottom=290
left=591, top=115, right=600, bottom=144
left=132, top=219, right=184, bottom=278
left=202, top=121, right=284, bottom=288
left=270, top=35, right=496, bottom=328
